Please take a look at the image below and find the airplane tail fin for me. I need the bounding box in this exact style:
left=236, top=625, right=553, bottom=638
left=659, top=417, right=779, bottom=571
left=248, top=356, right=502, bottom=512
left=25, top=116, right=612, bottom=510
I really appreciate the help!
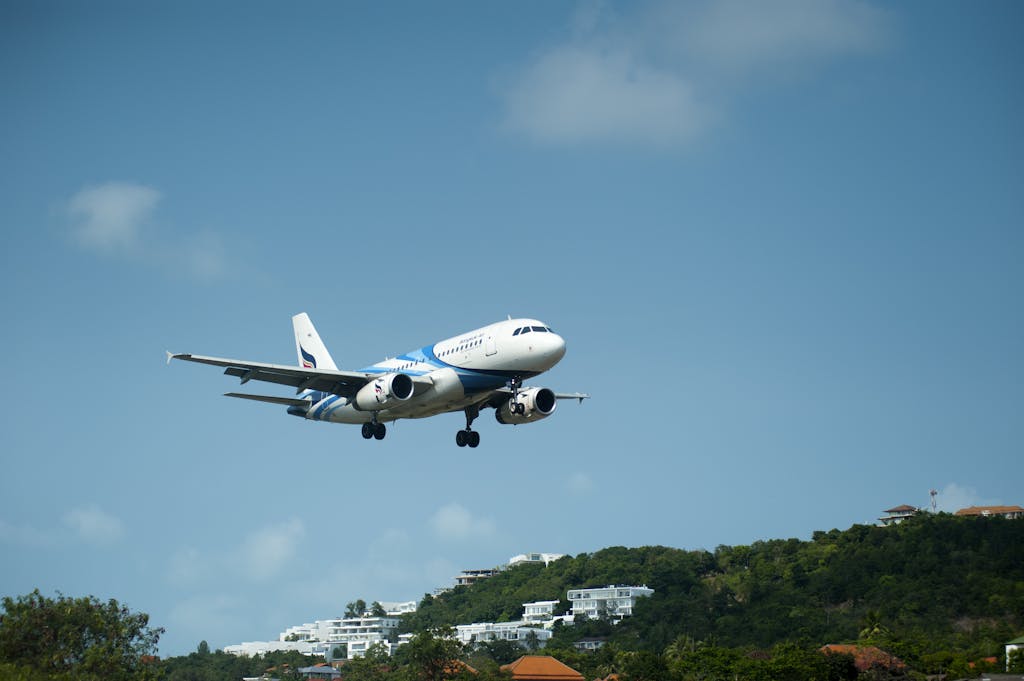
left=292, top=312, right=339, bottom=371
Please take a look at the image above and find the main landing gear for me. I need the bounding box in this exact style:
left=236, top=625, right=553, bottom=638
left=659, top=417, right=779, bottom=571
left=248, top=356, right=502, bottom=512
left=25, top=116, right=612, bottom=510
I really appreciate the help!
left=361, top=421, right=386, bottom=440
left=456, top=405, right=481, bottom=448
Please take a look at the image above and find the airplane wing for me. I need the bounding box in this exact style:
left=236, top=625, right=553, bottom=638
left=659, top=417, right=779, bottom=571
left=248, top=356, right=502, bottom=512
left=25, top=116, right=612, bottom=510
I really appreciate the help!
left=224, top=393, right=313, bottom=407
left=169, top=353, right=375, bottom=397
left=485, top=387, right=590, bottom=407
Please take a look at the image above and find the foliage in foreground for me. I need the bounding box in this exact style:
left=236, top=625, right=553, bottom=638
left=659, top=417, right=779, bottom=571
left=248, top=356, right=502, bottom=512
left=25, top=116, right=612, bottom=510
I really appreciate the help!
left=0, top=590, right=162, bottom=681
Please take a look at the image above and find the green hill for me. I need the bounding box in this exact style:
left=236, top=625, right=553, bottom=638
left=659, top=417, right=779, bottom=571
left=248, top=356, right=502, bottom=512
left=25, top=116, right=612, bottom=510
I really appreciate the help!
left=402, top=513, right=1024, bottom=669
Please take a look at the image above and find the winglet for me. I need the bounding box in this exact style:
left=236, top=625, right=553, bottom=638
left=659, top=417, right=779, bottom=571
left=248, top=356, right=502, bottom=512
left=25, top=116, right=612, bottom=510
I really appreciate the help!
left=166, top=351, right=174, bottom=366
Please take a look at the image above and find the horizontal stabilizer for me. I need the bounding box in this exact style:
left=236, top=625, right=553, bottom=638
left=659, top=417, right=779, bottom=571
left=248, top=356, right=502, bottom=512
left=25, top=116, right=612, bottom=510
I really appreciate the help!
left=224, top=393, right=312, bottom=407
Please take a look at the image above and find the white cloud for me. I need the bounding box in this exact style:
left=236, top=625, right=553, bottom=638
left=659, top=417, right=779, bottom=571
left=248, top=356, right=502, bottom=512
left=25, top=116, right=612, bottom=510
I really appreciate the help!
left=67, top=182, right=160, bottom=253
left=63, top=505, right=125, bottom=546
left=429, top=503, right=496, bottom=542
left=497, top=0, right=889, bottom=147
left=63, top=181, right=229, bottom=281
left=933, top=483, right=999, bottom=514
left=501, top=46, right=704, bottom=146
left=236, top=518, right=305, bottom=582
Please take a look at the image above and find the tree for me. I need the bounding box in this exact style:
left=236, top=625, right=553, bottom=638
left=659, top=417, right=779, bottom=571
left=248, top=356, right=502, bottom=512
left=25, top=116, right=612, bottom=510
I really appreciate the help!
left=396, top=628, right=466, bottom=681
left=371, top=601, right=388, bottom=617
left=346, top=599, right=369, bottom=618
left=0, top=590, right=163, bottom=681
left=197, top=640, right=211, bottom=655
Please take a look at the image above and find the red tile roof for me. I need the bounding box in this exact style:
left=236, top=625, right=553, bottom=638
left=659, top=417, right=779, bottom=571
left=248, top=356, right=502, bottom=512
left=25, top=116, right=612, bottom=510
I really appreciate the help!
left=955, top=505, right=1024, bottom=516
left=501, top=656, right=585, bottom=681
left=821, top=645, right=905, bottom=672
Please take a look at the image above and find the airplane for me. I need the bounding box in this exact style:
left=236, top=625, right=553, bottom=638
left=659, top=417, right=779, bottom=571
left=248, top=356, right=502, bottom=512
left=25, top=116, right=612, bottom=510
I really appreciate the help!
left=169, top=313, right=588, bottom=447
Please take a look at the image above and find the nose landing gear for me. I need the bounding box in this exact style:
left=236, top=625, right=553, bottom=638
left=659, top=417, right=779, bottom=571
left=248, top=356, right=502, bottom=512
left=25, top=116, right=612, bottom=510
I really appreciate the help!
left=508, top=376, right=526, bottom=415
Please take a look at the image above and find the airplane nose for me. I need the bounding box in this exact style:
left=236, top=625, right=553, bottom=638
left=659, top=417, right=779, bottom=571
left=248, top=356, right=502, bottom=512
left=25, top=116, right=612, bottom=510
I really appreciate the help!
left=547, top=332, right=566, bottom=364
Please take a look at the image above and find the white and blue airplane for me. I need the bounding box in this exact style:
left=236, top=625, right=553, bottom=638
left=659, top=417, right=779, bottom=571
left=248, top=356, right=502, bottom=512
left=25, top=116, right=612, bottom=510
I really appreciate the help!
left=170, top=313, right=588, bottom=447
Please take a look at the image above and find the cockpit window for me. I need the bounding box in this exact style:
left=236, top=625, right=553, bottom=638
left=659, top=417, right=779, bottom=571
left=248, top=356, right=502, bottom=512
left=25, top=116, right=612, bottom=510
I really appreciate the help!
left=521, top=327, right=531, bottom=334
left=532, top=326, right=547, bottom=332
left=512, top=328, right=521, bottom=336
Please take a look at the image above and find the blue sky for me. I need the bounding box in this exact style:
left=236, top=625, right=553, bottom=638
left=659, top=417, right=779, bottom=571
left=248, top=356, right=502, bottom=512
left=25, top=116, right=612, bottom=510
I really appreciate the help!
left=1, top=0, right=1021, bottom=657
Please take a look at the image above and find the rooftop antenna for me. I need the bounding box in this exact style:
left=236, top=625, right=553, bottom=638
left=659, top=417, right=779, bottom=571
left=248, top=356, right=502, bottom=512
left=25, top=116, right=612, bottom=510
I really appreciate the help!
left=930, top=489, right=938, bottom=513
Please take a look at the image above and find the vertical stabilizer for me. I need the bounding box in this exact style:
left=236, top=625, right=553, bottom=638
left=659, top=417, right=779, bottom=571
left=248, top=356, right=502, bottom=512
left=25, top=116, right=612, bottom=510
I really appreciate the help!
left=292, top=313, right=339, bottom=371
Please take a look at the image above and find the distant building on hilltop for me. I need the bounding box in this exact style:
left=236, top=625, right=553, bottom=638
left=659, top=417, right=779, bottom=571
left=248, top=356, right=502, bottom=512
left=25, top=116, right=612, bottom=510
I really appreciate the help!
left=509, top=552, right=565, bottom=567
left=955, top=505, right=1024, bottom=520
left=566, top=585, right=654, bottom=622
left=879, top=504, right=920, bottom=526
left=454, top=568, right=501, bottom=587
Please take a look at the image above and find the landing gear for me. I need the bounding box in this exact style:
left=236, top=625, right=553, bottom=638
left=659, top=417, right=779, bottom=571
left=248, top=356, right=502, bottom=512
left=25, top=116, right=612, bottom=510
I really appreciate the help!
left=362, top=421, right=387, bottom=440
left=455, top=429, right=480, bottom=447
left=509, top=376, right=525, bottom=415
left=456, top=406, right=481, bottom=448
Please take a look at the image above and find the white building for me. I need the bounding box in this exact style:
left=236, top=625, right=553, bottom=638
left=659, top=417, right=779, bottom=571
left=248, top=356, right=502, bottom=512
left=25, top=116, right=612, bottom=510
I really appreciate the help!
left=378, top=601, right=418, bottom=616
left=281, top=622, right=331, bottom=642
left=522, top=600, right=559, bottom=625
left=270, top=609, right=411, bottom=661
left=224, top=640, right=317, bottom=657
left=509, top=552, right=565, bottom=567
left=1006, top=635, right=1024, bottom=671
left=566, top=585, right=654, bottom=622
left=878, top=504, right=919, bottom=527
left=455, top=621, right=552, bottom=648
left=320, top=615, right=401, bottom=659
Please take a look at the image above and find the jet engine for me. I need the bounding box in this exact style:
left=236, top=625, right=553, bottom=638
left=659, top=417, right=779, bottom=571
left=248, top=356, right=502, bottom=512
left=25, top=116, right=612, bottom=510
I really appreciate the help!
left=495, top=387, right=557, bottom=425
left=355, top=373, right=414, bottom=410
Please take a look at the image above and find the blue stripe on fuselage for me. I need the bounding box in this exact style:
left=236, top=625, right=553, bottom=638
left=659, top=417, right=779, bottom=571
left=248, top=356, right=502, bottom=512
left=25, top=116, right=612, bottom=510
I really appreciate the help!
left=359, top=344, right=539, bottom=395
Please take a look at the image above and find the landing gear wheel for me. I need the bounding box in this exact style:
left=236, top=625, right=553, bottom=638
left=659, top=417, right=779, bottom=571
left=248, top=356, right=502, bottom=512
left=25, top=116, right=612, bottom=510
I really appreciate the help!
left=361, top=423, right=374, bottom=439
left=374, top=423, right=387, bottom=440
left=457, top=405, right=481, bottom=448
left=514, top=402, right=526, bottom=415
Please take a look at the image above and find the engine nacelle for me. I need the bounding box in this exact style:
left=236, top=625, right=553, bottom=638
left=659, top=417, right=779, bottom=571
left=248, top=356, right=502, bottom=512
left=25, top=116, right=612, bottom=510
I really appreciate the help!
left=495, top=387, right=557, bottom=425
left=355, top=373, right=414, bottom=411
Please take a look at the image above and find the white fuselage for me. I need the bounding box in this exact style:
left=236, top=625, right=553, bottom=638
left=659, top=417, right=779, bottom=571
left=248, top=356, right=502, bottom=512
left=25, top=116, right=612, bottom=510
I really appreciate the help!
left=300, top=318, right=566, bottom=424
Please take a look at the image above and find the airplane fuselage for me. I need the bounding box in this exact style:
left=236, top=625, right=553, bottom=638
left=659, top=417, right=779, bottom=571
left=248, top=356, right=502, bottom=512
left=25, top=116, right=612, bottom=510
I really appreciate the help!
left=297, top=318, right=566, bottom=424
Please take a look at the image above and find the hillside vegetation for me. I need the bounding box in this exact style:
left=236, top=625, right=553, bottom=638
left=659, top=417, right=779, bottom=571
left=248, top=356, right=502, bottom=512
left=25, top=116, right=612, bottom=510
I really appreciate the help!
left=403, top=513, right=1023, bottom=672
